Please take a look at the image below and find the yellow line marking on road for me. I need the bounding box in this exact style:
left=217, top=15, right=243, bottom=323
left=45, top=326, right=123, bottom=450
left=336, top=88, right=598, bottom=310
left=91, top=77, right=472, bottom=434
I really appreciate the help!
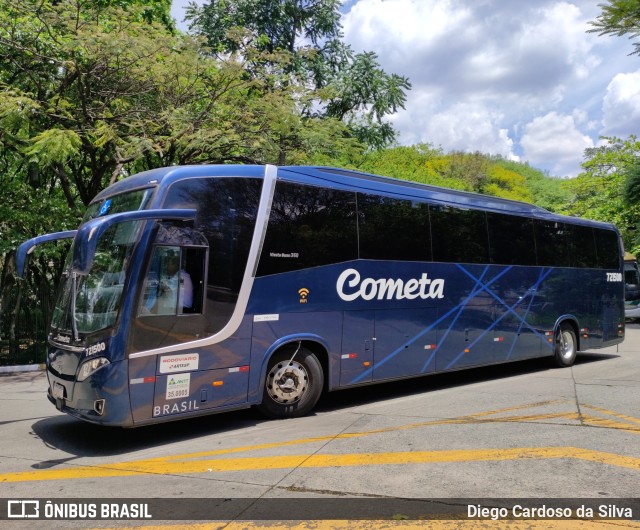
left=1, top=446, right=639, bottom=483
left=109, top=401, right=640, bottom=469
left=582, top=415, right=640, bottom=432
left=459, top=400, right=566, bottom=418
left=581, top=404, right=640, bottom=426
left=125, top=403, right=580, bottom=466
left=2, top=400, right=639, bottom=483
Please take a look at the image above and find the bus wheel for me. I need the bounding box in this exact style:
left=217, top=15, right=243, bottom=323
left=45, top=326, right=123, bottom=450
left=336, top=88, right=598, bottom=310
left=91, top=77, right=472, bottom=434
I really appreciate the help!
left=257, top=347, right=323, bottom=419
left=553, top=324, right=577, bottom=367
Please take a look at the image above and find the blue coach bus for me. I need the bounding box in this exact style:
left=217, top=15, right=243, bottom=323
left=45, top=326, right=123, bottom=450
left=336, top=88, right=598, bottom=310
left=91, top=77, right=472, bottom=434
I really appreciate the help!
left=16, top=164, right=625, bottom=426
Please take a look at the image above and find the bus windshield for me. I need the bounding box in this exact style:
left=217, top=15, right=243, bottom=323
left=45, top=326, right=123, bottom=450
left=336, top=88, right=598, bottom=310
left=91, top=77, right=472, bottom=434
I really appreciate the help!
left=83, top=188, right=154, bottom=223
left=50, top=188, right=154, bottom=337
left=51, top=221, right=143, bottom=336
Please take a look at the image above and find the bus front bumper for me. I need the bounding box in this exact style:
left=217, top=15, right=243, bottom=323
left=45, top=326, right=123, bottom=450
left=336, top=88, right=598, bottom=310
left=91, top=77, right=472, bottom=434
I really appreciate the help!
left=46, top=363, right=133, bottom=426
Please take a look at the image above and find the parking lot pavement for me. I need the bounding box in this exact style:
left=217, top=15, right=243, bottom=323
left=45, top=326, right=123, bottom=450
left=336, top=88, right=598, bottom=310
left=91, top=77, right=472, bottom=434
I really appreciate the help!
left=0, top=325, right=638, bottom=528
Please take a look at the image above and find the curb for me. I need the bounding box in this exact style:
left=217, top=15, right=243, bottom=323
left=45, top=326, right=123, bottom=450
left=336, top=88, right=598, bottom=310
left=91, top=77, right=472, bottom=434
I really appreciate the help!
left=0, top=363, right=45, bottom=374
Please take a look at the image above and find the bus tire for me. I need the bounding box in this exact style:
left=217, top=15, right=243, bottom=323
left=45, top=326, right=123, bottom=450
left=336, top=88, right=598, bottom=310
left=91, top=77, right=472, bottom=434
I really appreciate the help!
left=257, top=346, right=323, bottom=419
left=552, top=324, right=577, bottom=367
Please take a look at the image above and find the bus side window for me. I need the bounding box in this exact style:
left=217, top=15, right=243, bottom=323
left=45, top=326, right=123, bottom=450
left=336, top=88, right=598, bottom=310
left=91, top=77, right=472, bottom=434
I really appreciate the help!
left=358, top=194, right=431, bottom=261
left=534, top=220, right=569, bottom=267
left=486, top=212, right=536, bottom=266
left=569, top=225, right=598, bottom=268
left=594, top=229, right=620, bottom=269
left=256, top=182, right=358, bottom=276
left=625, top=266, right=639, bottom=286
left=430, top=205, right=489, bottom=264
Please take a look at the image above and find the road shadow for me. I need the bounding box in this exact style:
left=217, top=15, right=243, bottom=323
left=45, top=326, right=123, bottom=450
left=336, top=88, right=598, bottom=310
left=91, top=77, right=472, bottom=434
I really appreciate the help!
left=315, top=351, right=619, bottom=413
left=30, top=406, right=262, bottom=461
left=30, top=351, right=618, bottom=461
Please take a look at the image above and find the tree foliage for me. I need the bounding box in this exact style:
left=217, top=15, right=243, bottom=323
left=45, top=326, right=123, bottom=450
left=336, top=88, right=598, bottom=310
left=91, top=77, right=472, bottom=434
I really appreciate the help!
left=563, top=136, right=640, bottom=253
left=3, top=1, right=638, bottom=364
left=0, top=0, right=360, bottom=206
left=186, top=0, right=342, bottom=54
left=344, top=144, right=565, bottom=206
left=1, top=0, right=217, bottom=208
left=623, top=158, right=640, bottom=204
left=589, top=0, right=640, bottom=56
left=186, top=0, right=411, bottom=149
left=351, top=144, right=467, bottom=190
left=0, top=0, right=362, bottom=359
left=491, top=158, right=570, bottom=212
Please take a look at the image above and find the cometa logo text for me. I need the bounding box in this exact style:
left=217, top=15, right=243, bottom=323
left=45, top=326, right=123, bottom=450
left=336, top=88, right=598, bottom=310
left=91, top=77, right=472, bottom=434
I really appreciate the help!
left=336, top=268, right=445, bottom=302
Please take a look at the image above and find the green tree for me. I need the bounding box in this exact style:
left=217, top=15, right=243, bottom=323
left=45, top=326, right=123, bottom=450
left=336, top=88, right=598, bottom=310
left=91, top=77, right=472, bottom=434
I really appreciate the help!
left=623, top=158, right=640, bottom=204
left=186, top=0, right=411, bottom=149
left=345, top=145, right=566, bottom=205
left=564, top=136, right=640, bottom=253
left=186, top=0, right=342, bottom=54
left=490, top=158, right=570, bottom=212
left=351, top=144, right=466, bottom=190
left=0, top=0, right=359, bottom=208
left=484, top=164, right=533, bottom=203
left=0, top=181, right=78, bottom=360
left=0, top=0, right=207, bottom=208
left=110, top=0, right=174, bottom=30
left=442, top=151, right=491, bottom=192
left=589, top=0, right=640, bottom=56
left=0, top=0, right=364, bottom=362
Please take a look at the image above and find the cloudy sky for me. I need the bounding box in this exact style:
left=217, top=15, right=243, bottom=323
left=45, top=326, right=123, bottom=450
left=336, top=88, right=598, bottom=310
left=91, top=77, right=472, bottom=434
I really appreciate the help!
left=171, top=0, right=640, bottom=178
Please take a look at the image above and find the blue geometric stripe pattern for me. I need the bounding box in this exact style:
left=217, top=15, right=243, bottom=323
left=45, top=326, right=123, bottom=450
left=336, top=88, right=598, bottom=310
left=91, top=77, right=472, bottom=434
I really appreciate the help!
left=444, top=265, right=555, bottom=369
left=350, top=265, right=556, bottom=384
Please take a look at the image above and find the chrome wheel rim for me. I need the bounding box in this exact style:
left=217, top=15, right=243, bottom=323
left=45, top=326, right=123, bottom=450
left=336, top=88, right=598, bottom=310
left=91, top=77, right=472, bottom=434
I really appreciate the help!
left=266, top=360, right=308, bottom=404
left=558, top=330, right=575, bottom=361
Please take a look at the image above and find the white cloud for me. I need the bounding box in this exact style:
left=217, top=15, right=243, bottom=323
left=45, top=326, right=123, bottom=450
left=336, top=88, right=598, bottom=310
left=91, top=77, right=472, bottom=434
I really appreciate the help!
left=601, top=70, right=640, bottom=137
left=521, top=112, right=594, bottom=177
left=171, top=0, right=640, bottom=177
left=340, top=0, right=613, bottom=176
left=343, top=0, right=597, bottom=101
left=393, top=98, right=517, bottom=159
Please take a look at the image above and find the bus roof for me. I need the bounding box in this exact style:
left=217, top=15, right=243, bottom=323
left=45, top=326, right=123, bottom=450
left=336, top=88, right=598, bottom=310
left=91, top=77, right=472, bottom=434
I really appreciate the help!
left=280, top=166, right=549, bottom=216
left=92, top=164, right=616, bottom=230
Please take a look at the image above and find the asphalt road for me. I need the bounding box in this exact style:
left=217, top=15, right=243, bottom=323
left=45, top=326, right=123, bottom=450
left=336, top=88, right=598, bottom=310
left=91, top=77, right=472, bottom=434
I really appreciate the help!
left=1, top=324, right=639, bottom=529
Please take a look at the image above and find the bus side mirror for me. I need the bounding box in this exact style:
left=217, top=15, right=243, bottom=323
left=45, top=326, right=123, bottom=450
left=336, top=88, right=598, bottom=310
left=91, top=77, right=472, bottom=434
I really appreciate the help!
left=15, top=231, right=78, bottom=279
left=72, top=209, right=196, bottom=275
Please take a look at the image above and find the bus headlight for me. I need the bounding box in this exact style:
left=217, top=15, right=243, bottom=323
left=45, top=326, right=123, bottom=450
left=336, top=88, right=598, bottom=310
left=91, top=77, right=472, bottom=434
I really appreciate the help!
left=77, top=357, right=110, bottom=382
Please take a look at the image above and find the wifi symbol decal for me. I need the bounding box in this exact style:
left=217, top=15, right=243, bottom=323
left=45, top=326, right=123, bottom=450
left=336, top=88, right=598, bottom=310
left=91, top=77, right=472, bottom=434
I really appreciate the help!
left=298, top=288, right=310, bottom=304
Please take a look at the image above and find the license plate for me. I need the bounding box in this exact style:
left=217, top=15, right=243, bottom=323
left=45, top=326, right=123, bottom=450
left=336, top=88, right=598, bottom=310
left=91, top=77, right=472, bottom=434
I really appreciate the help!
left=52, top=382, right=65, bottom=400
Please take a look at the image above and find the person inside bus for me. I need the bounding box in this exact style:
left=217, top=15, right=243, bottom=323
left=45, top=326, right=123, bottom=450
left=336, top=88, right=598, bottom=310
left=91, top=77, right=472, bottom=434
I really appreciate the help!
left=149, top=252, right=193, bottom=315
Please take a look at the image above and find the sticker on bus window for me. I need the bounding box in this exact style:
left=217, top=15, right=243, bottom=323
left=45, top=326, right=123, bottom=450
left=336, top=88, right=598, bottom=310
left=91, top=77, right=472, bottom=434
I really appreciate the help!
left=98, top=199, right=112, bottom=216
left=166, top=373, right=190, bottom=400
